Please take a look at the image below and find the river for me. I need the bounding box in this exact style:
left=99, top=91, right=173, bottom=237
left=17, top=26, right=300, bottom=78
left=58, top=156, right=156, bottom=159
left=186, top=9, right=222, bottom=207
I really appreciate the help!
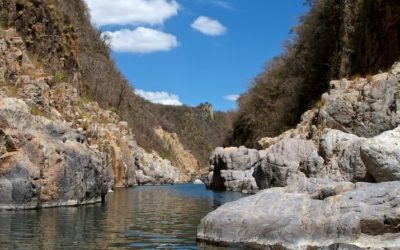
left=0, top=184, right=248, bottom=249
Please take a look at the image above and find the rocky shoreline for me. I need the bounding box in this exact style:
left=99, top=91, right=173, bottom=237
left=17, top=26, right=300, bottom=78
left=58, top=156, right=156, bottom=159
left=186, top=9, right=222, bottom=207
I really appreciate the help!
left=199, top=62, right=400, bottom=249
left=0, top=28, right=191, bottom=211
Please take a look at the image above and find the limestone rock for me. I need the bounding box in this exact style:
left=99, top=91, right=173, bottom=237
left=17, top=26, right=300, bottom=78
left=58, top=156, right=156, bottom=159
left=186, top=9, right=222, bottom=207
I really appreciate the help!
left=319, top=64, right=400, bottom=137
left=0, top=28, right=185, bottom=210
left=361, top=126, right=400, bottom=182
left=197, top=181, right=400, bottom=249
left=254, top=139, right=318, bottom=189
left=315, top=129, right=371, bottom=182
left=134, top=149, right=182, bottom=185
left=205, top=146, right=260, bottom=193
left=0, top=100, right=110, bottom=210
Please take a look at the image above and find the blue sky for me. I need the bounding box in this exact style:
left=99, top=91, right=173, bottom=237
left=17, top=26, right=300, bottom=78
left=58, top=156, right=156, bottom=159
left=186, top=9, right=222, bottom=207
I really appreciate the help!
left=84, top=0, right=308, bottom=111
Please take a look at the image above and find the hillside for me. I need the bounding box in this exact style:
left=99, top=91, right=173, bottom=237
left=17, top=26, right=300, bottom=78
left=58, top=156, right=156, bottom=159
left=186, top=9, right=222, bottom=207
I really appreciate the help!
left=225, top=0, right=400, bottom=147
left=0, top=0, right=229, bottom=171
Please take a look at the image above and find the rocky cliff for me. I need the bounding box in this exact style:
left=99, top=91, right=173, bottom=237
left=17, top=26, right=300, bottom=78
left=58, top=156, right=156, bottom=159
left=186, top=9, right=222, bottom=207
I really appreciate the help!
left=199, top=62, right=400, bottom=249
left=0, top=28, right=187, bottom=210
left=0, top=0, right=230, bottom=172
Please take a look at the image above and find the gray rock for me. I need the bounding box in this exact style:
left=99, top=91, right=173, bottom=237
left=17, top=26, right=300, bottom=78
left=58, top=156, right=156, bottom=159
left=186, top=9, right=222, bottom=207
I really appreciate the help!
left=0, top=99, right=110, bottom=210
left=254, top=139, right=318, bottom=189
left=134, top=147, right=182, bottom=185
left=316, top=129, right=371, bottom=182
left=197, top=180, right=400, bottom=249
left=319, top=66, right=400, bottom=137
left=361, top=126, right=400, bottom=182
left=206, top=146, right=260, bottom=193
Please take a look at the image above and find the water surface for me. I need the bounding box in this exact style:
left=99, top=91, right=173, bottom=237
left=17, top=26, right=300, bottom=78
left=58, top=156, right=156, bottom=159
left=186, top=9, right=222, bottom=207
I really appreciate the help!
left=0, top=184, right=248, bottom=249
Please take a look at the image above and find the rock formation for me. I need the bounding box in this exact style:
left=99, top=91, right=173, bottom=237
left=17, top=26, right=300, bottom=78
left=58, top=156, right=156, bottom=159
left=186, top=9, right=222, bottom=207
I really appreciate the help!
left=0, top=28, right=186, bottom=210
left=205, top=146, right=260, bottom=193
left=154, top=126, right=202, bottom=182
left=199, top=62, right=400, bottom=248
left=361, top=127, right=400, bottom=182
left=198, top=178, right=400, bottom=249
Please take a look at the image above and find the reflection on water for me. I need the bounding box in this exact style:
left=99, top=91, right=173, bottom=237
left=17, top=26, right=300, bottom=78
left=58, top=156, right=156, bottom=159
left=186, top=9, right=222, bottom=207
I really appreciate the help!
left=0, top=184, right=248, bottom=249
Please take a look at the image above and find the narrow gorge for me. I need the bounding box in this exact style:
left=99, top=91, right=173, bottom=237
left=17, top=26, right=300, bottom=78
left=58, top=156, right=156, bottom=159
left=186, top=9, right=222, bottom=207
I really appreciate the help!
left=0, top=0, right=399, bottom=249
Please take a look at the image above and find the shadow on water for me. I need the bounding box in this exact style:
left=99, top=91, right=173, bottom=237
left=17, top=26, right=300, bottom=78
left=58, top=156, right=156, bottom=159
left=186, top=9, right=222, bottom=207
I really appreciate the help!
left=0, top=184, right=248, bottom=249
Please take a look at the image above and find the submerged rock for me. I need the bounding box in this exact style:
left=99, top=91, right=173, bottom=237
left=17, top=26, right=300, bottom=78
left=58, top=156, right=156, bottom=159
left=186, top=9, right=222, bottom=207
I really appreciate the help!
left=193, top=179, right=204, bottom=184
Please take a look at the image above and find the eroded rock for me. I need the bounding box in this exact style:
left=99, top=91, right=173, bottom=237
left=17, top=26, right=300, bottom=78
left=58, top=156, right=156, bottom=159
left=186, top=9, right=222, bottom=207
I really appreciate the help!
left=361, top=126, right=400, bottom=182
left=254, top=139, right=318, bottom=189
left=205, top=146, right=259, bottom=193
left=197, top=181, right=400, bottom=249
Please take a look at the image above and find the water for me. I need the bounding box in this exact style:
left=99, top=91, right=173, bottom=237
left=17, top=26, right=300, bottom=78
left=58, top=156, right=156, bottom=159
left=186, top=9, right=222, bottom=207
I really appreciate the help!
left=0, top=184, right=248, bottom=249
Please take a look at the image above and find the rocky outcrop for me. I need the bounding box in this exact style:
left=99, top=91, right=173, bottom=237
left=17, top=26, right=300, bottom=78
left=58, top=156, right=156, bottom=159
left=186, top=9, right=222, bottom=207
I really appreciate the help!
left=135, top=149, right=182, bottom=185
left=154, top=126, right=201, bottom=182
left=200, top=63, right=400, bottom=248
left=0, top=98, right=110, bottom=209
left=319, top=68, right=400, bottom=138
left=205, top=147, right=260, bottom=193
left=0, top=28, right=185, bottom=210
left=254, top=138, right=318, bottom=189
left=361, top=127, right=400, bottom=182
left=315, top=129, right=370, bottom=182
left=198, top=180, right=400, bottom=249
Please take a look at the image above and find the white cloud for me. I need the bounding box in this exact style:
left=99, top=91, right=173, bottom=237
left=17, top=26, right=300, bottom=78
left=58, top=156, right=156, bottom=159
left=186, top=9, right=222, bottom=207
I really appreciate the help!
left=135, top=89, right=183, bottom=106
left=84, top=0, right=180, bottom=27
left=102, top=27, right=178, bottom=53
left=224, top=94, right=239, bottom=101
left=191, top=16, right=227, bottom=36
left=213, top=1, right=234, bottom=10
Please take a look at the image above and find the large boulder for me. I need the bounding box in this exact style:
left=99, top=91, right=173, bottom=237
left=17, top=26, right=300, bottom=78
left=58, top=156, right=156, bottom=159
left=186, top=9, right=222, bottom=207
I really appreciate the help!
left=205, top=147, right=260, bottom=193
left=254, top=139, right=318, bottom=189
left=197, top=180, right=400, bottom=249
left=361, top=126, right=400, bottom=182
left=314, top=129, right=372, bottom=182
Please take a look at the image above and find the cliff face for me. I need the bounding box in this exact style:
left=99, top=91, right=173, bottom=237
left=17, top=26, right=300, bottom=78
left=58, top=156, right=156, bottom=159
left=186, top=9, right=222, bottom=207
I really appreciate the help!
left=0, top=0, right=229, bottom=171
left=0, top=26, right=187, bottom=210
left=199, top=63, right=400, bottom=249
left=0, top=0, right=228, bottom=190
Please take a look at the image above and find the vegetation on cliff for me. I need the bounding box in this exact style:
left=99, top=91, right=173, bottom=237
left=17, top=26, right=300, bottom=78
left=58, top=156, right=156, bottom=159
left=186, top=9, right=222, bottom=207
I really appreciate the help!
left=225, top=0, right=400, bottom=147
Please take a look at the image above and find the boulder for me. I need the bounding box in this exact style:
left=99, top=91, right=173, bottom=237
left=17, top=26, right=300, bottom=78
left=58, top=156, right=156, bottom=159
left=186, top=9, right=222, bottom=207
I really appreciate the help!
left=193, top=179, right=204, bottom=184
left=254, top=139, right=318, bottom=189
left=205, top=146, right=260, bottom=193
left=315, top=129, right=371, bottom=182
left=361, top=126, right=400, bottom=182
left=197, top=180, right=400, bottom=249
